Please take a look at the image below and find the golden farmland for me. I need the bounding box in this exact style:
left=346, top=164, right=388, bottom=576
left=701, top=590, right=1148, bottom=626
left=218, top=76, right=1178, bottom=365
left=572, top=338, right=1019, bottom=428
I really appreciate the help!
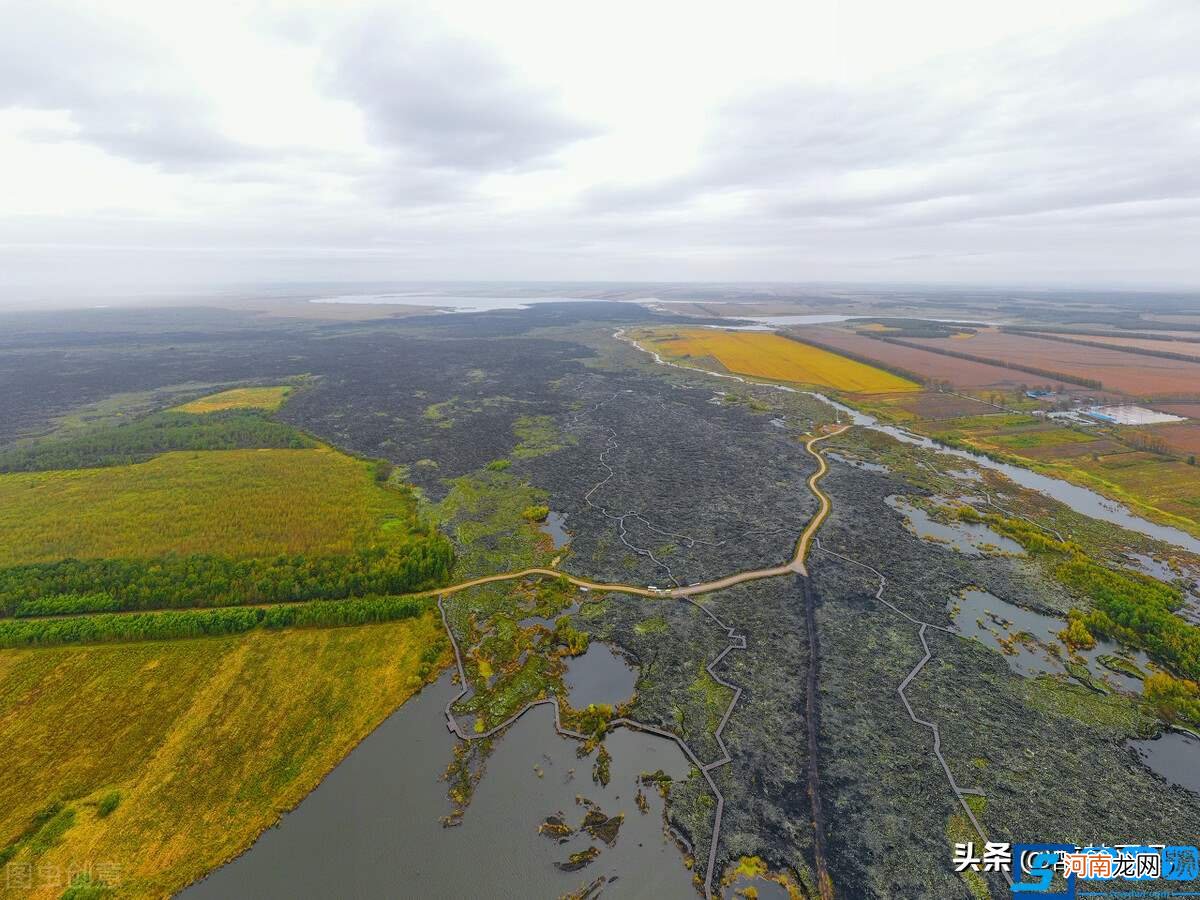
left=0, top=615, right=449, bottom=900
left=0, top=448, right=413, bottom=565
left=644, top=328, right=919, bottom=393
left=174, top=385, right=292, bottom=414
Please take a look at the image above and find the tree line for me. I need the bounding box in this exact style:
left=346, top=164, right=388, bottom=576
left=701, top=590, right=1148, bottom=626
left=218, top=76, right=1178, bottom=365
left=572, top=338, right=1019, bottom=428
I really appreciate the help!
left=0, top=594, right=435, bottom=649
left=1005, top=330, right=1200, bottom=366
left=0, top=410, right=313, bottom=472
left=0, top=535, right=454, bottom=616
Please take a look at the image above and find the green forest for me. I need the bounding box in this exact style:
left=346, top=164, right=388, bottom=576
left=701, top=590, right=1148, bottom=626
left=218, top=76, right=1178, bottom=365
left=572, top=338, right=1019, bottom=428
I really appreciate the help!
left=0, top=537, right=454, bottom=616
left=0, top=594, right=435, bottom=648
left=0, top=409, right=311, bottom=472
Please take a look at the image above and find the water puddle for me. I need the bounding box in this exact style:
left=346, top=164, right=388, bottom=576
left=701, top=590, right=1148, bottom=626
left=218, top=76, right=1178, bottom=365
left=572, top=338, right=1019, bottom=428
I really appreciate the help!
left=950, top=589, right=1151, bottom=693
left=538, top=511, right=571, bottom=550
left=184, top=672, right=694, bottom=898
left=723, top=875, right=791, bottom=899
left=1126, top=552, right=1182, bottom=584
left=944, top=468, right=982, bottom=483
left=518, top=603, right=579, bottom=630
left=1129, top=730, right=1200, bottom=794
left=565, top=643, right=639, bottom=709
left=886, top=496, right=1023, bottom=556
left=828, top=452, right=889, bottom=473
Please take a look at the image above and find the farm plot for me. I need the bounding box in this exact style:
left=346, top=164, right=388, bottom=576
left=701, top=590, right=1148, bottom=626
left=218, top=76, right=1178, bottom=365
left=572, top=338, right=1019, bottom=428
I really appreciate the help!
left=797, top=327, right=1023, bottom=389
left=907, top=331, right=1200, bottom=398
left=0, top=448, right=413, bottom=565
left=643, top=328, right=920, bottom=393
left=1150, top=422, right=1200, bottom=456
left=1036, top=333, right=1200, bottom=359
left=174, top=385, right=292, bottom=413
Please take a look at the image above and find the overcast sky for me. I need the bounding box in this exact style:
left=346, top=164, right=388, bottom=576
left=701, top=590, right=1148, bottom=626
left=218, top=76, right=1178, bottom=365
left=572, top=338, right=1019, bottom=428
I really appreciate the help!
left=2, top=0, right=1198, bottom=297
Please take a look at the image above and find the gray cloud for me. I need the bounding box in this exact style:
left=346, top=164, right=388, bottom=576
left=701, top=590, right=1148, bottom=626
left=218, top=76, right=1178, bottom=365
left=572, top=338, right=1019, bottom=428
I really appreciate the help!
left=585, top=3, right=1200, bottom=232
left=2, top=1, right=1199, bottom=292
left=0, top=3, right=259, bottom=168
left=323, top=12, right=596, bottom=173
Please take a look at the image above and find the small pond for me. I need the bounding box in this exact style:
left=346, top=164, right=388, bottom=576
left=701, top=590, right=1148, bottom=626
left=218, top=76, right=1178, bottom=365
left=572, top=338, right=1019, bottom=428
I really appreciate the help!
left=951, top=589, right=1152, bottom=693
left=828, top=452, right=890, bottom=474
left=565, top=643, right=639, bottom=709
left=518, top=603, right=579, bottom=630
left=722, top=874, right=791, bottom=899
left=538, top=511, right=571, bottom=550
left=1129, top=730, right=1200, bottom=794
left=184, top=671, right=694, bottom=898
left=886, top=496, right=1024, bottom=557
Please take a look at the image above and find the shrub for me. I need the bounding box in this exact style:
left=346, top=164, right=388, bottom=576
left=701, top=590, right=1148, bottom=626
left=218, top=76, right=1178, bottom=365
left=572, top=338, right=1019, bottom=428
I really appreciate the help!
left=521, top=504, right=550, bottom=523
left=96, top=791, right=121, bottom=818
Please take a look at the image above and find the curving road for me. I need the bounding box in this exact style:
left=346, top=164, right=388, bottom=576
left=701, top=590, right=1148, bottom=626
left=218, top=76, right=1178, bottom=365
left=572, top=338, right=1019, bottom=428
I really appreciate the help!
left=434, top=421, right=849, bottom=900
left=429, top=423, right=849, bottom=603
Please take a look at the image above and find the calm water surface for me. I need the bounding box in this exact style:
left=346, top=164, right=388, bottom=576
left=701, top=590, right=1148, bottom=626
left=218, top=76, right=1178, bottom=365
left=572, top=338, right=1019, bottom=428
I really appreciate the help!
left=184, top=673, right=693, bottom=899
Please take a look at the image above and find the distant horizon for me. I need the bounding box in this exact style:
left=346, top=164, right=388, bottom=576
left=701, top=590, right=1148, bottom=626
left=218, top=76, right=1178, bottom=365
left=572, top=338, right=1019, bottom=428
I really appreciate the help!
left=3, top=276, right=1200, bottom=313
left=4, top=2, right=1199, bottom=300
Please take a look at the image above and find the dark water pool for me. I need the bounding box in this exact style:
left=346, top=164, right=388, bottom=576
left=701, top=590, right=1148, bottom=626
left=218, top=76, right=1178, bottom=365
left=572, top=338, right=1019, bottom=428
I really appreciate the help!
left=565, top=643, right=639, bottom=709
left=1129, top=731, right=1200, bottom=794
left=183, top=672, right=693, bottom=899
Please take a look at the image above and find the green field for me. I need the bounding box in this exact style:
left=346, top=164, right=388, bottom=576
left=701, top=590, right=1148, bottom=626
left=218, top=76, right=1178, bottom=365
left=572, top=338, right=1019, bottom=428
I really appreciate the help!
left=0, top=616, right=449, bottom=900
left=173, top=385, right=292, bottom=414
left=0, top=448, right=416, bottom=565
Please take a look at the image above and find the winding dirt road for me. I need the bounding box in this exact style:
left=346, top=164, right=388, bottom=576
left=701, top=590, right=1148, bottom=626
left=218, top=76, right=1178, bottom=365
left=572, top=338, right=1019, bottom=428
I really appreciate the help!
left=432, top=424, right=849, bottom=602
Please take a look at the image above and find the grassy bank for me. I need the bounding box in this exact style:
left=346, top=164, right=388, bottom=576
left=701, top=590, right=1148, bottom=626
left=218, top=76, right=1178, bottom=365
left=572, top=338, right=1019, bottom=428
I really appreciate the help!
left=0, top=615, right=450, bottom=900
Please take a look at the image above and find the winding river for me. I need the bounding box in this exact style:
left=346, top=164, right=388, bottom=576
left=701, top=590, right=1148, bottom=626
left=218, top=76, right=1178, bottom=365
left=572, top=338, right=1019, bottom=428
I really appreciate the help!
left=620, top=330, right=1200, bottom=556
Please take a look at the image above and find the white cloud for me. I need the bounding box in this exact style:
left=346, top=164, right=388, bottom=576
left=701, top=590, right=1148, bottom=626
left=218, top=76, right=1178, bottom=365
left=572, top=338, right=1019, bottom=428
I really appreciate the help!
left=0, top=0, right=1197, bottom=294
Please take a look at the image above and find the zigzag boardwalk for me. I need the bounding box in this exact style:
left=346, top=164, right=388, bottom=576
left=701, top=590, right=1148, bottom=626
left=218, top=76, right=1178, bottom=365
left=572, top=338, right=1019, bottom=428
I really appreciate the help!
left=435, top=425, right=847, bottom=898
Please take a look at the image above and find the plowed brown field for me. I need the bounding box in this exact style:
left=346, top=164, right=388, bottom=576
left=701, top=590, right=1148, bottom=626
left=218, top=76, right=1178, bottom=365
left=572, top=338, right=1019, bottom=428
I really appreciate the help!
left=906, top=330, right=1200, bottom=397
left=797, top=327, right=1023, bottom=389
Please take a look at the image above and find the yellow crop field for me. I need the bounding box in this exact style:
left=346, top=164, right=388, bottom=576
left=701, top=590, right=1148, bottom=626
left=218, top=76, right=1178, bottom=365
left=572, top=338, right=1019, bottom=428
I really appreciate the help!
left=0, top=614, right=449, bottom=899
left=646, top=328, right=919, bottom=393
left=174, top=385, right=292, bottom=413
left=0, top=448, right=413, bottom=565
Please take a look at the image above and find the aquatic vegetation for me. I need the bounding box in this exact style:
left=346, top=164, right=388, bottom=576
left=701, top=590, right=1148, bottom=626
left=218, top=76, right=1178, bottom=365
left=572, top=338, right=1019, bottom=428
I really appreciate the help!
left=1143, top=672, right=1200, bottom=727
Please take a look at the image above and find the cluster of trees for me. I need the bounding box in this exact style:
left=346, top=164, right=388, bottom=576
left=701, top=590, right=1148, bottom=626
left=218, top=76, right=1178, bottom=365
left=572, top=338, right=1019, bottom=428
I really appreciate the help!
left=869, top=334, right=1104, bottom=390
left=1143, top=672, right=1200, bottom=726
left=857, top=318, right=980, bottom=338
left=957, top=506, right=1199, bottom=679
left=0, top=410, right=312, bottom=472
left=1060, top=557, right=1200, bottom=680
left=0, top=536, right=454, bottom=615
left=1126, top=429, right=1171, bottom=456
left=0, top=594, right=434, bottom=648
left=14, top=592, right=121, bottom=617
